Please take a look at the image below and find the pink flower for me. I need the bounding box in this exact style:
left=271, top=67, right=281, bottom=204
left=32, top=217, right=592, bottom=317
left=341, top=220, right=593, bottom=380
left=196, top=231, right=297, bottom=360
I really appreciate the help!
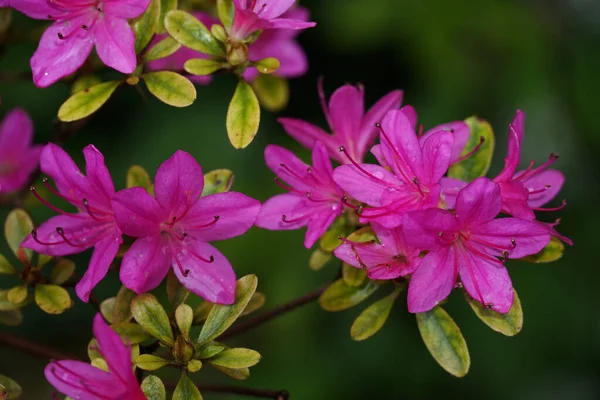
left=333, top=109, right=456, bottom=228
left=403, top=177, right=551, bottom=314
left=279, top=81, right=403, bottom=164
left=22, top=144, right=122, bottom=302
left=4, top=0, right=151, bottom=87
left=45, top=314, right=145, bottom=400
left=255, top=142, right=343, bottom=248
left=0, top=108, right=42, bottom=194
left=112, top=150, right=260, bottom=304
left=242, top=7, right=311, bottom=81
left=230, top=0, right=316, bottom=40
left=334, top=223, right=421, bottom=280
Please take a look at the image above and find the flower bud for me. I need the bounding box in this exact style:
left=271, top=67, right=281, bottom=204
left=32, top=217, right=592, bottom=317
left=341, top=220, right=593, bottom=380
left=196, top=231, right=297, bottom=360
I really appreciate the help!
left=173, top=335, right=195, bottom=363
left=226, top=41, right=249, bottom=66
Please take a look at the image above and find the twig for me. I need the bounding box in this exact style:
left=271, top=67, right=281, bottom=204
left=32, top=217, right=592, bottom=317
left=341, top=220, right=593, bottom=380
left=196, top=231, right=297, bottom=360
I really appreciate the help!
left=0, top=331, right=79, bottom=361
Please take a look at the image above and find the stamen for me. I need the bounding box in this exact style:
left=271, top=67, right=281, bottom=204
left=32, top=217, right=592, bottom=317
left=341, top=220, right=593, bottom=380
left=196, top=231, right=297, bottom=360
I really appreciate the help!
left=317, top=77, right=332, bottom=128
left=274, top=176, right=301, bottom=194
left=339, top=145, right=390, bottom=185
left=516, top=153, right=559, bottom=181
left=281, top=214, right=304, bottom=224
left=188, top=248, right=215, bottom=264
left=502, top=250, right=509, bottom=261
left=82, top=199, right=104, bottom=222
left=338, top=235, right=375, bottom=247
left=305, top=192, right=331, bottom=203
left=418, top=124, right=424, bottom=138
left=189, top=216, right=220, bottom=230
left=31, top=229, right=63, bottom=246
left=528, top=185, right=551, bottom=195
left=374, top=123, right=417, bottom=187
left=56, top=227, right=88, bottom=248
left=470, top=236, right=516, bottom=251
left=42, top=178, right=78, bottom=204
left=171, top=190, right=193, bottom=225
left=413, top=177, right=425, bottom=197
left=173, top=253, right=190, bottom=277
left=279, top=163, right=308, bottom=182
left=450, top=136, right=485, bottom=165
left=341, top=195, right=359, bottom=210
left=465, top=242, right=505, bottom=264
left=514, top=160, right=536, bottom=180
left=30, top=186, right=85, bottom=219
left=532, top=199, right=566, bottom=212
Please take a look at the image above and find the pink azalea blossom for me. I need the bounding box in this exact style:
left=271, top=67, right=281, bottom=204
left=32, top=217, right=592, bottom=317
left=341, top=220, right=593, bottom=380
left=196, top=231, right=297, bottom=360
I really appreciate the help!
left=255, top=142, right=344, bottom=248
left=3, top=0, right=151, bottom=87
left=45, top=314, right=145, bottom=400
left=112, top=150, right=260, bottom=304
left=403, top=177, right=551, bottom=314
left=279, top=81, right=403, bottom=164
left=333, top=109, right=456, bottom=228
left=0, top=108, right=42, bottom=194
left=22, top=144, right=122, bottom=302
left=230, top=0, right=316, bottom=40
left=334, top=223, right=421, bottom=280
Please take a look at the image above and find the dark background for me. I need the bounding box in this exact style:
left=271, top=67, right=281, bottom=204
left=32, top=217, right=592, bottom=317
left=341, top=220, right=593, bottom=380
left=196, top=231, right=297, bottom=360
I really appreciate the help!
left=1, top=0, right=599, bottom=398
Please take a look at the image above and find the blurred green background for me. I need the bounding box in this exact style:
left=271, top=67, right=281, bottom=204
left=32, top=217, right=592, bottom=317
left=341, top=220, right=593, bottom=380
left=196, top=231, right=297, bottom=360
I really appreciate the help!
left=1, top=0, right=599, bottom=398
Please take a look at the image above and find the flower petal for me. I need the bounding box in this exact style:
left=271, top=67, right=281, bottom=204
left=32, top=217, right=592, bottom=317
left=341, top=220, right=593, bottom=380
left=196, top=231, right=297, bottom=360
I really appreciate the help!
left=522, top=169, right=565, bottom=208
left=496, top=110, right=525, bottom=181
left=45, top=360, right=120, bottom=400
left=255, top=193, right=308, bottom=231
left=311, top=141, right=337, bottom=188
left=379, top=109, right=423, bottom=180
left=357, top=90, right=403, bottom=157
left=103, top=0, right=151, bottom=19
left=92, top=313, right=136, bottom=384
left=421, top=121, right=469, bottom=163
left=174, top=242, right=236, bottom=304
left=400, top=105, right=417, bottom=128
left=264, top=144, right=312, bottom=191
left=112, top=187, right=164, bottom=237
left=304, top=209, right=338, bottom=248
left=421, top=130, right=453, bottom=185
left=470, top=218, right=550, bottom=259
left=333, top=163, right=398, bottom=206
left=120, top=235, right=171, bottom=293
left=83, top=144, right=115, bottom=207
left=94, top=16, right=137, bottom=74
left=456, top=177, right=501, bottom=227
left=75, top=236, right=121, bottom=302
left=277, top=119, right=336, bottom=161
left=0, top=108, right=33, bottom=152
left=6, top=0, right=66, bottom=19
left=253, top=0, right=295, bottom=19
left=440, top=177, right=467, bottom=209
left=403, top=208, right=460, bottom=251
left=269, top=17, right=316, bottom=30
left=328, top=85, right=364, bottom=145
left=407, top=246, right=456, bottom=313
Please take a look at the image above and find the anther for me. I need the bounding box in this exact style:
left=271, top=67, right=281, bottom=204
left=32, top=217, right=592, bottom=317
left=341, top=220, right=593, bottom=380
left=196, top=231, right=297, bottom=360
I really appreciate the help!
left=56, top=227, right=86, bottom=248
left=451, top=136, right=485, bottom=165
left=502, top=250, right=509, bottom=261
left=485, top=303, right=494, bottom=310
left=57, top=32, right=64, bottom=39
left=511, top=237, right=516, bottom=247
left=339, top=145, right=345, bottom=152
left=31, top=229, right=62, bottom=246
left=81, top=24, right=88, bottom=30
left=413, top=177, right=425, bottom=197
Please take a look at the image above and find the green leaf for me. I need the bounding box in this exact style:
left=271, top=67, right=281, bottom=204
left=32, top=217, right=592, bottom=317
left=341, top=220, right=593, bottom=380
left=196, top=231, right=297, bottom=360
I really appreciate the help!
left=144, top=36, right=181, bottom=63
left=91, top=357, right=108, bottom=372
left=126, top=165, right=153, bottom=192
left=7, top=285, right=27, bottom=304
left=88, top=338, right=102, bottom=361
left=308, top=248, right=331, bottom=271
left=206, top=348, right=261, bottom=368
left=113, top=286, right=136, bottom=323
left=520, top=236, right=564, bottom=263
left=131, top=293, right=174, bottom=346
left=141, top=375, right=166, bottom=400
left=100, top=297, right=116, bottom=324
left=216, top=0, right=234, bottom=28
left=447, top=116, right=495, bottom=181
left=49, top=258, right=75, bottom=285
left=202, top=169, right=234, bottom=196
left=350, top=287, right=402, bottom=341
left=319, top=279, right=379, bottom=312
left=165, top=10, right=224, bottom=56
left=157, top=0, right=177, bottom=34
left=143, top=71, right=196, bottom=107
left=4, top=209, right=33, bottom=263
left=187, top=359, right=203, bottom=372
left=34, top=284, right=71, bottom=314
left=37, top=253, right=53, bottom=269
left=197, top=275, right=257, bottom=345
left=112, top=322, right=154, bottom=344
left=241, top=292, right=265, bottom=317
left=346, top=226, right=377, bottom=243
left=0, top=310, right=23, bottom=326
left=254, top=57, right=280, bottom=74
left=226, top=80, right=260, bottom=149
left=166, top=271, right=189, bottom=310
left=132, top=0, right=160, bottom=53
left=342, top=263, right=367, bottom=287
left=212, top=366, right=249, bottom=380
left=192, top=301, right=213, bottom=324
left=0, top=290, right=27, bottom=311
left=184, top=59, right=224, bottom=76
left=0, top=255, right=15, bottom=275
left=176, top=303, right=193, bottom=339
left=135, top=354, right=170, bottom=371
left=416, top=306, right=470, bottom=377
left=173, top=375, right=203, bottom=400
left=465, top=289, right=523, bottom=336
left=58, top=81, right=120, bottom=122
left=251, top=74, right=289, bottom=112
left=195, top=343, right=225, bottom=359
left=0, top=375, right=22, bottom=400
left=71, top=75, right=102, bottom=95
left=319, top=216, right=347, bottom=252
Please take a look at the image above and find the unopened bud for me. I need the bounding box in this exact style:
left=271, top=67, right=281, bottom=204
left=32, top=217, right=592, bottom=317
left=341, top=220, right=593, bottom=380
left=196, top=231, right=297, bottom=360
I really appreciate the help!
left=226, top=41, right=248, bottom=66
left=173, top=335, right=195, bottom=363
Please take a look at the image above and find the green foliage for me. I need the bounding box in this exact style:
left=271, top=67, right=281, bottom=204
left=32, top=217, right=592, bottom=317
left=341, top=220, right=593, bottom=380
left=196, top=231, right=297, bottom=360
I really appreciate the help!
left=195, top=343, right=226, bottom=359
left=5, top=209, right=33, bottom=263
left=71, top=75, right=102, bottom=95
left=187, top=359, right=203, bottom=372
left=308, top=248, right=332, bottom=271
left=165, top=10, right=224, bottom=56
left=141, top=375, right=166, bottom=400
left=0, top=255, right=15, bottom=275
left=212, top=365, right=250, bottom=380
left=319, top=279, right=379, bottom=312
left=158, top=0, right=177, bottom=34
left=100, top=297, right=117, bottom=323
left=416, top=306, right=470, bottom=377
left=205, top=348, right=261, bottom=369
left=240, top=292, right=265, bottom=316
left=216, top=0, right=234, bottom=29
left=136, top=354, right=171, bottom=371
left=319, top=216, right=347, bottom=253
left=226, top=80, right=260, bottom=149
left=113, top=286, right=136, bottom=323
left=202, top=169, right=234, bottom=196
left=448, top=116, right=495, bottom=181
left=126, top=165, right=153, bottom=192
left=342, top=263, right=367, bottom=287
left=184, top=59, right=224, bottom=77
left=112, top=322, right=153, bottom=344
left=176, top=304, right=194, bottom=339
left=192, top=301, right=213, bottom=324
left=143, top=71, right=197, bottom=107
left=465, top=290, right=523, bottom=336
left=0, top=289, right=27, bottom=311
left=520, top=236, right=564, bottom=263
left=351, top=287, right=402, bottom=341
left=58, top=81, right=121, bottom=122
left=131, top=293, right=174, bottom=346
left=48, top=259, right=75, bottom=286
left=7, top=285, right=27, bottom=304
left=132, top=0, right=160, bottom=53
left=254, top=58, right=280, bottom=75
left=0, top=375, right=22, bottom=399
left=34, top=284, right=71, bottom=314
left=167, top=271, right=189, bottom=310
left=173, top=375, right=203, bottom=400
left=251, top=75, right=289, bottom=112
left=144, top=37, right=181, bottom=63
left=197, top=275, right=258, bottom=345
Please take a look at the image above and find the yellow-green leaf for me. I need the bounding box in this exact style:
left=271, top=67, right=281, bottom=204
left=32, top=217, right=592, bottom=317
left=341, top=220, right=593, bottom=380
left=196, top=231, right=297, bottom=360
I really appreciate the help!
left=342, top=263, right=367, bottom=287
left=5, top=209, right=33, bottom=263
left=0, top=289, right=27, bottom=311
left=216, top=0, right=234, bottom=28
left=202, top=169, right=234, bottom=196
left=113, top=286, right=136, bottom=323
left=144, top=36, right=181, bottom=63
left=91, top=357, right=108, bottom=372
left=0, top=309, right=23, bottom=326
left=319, top=279, right=379, bottom=312
left=254, top=57, right=279, bottom=74
left=309, top=248, right=331, bottom=271
left=0, top=375, right=22, bottom=400
left=0, top=255, right=15, bottom=275
left=132, top=0, right=160, bottom=53
left=206, top=348, right=261, bottom=368
left=241, top=292, right=265, bottom=317
left=141, top=375, right=166, bottom=400
left=520, top=236, right=564, bottom=263
left=173, top=375, right=202, bottom=400
left=126, top=165, right=153, bottom=192
left=465, top=289, right=523, bottom=336
left=448, top=116, right=495, bottom=181
left=192, top=301, right=213, bottom=324
left=319, top=216, right=347, bottom=252
left=112, top=322, right=154, bottom=344
left=226, top=80, right=260, bottom=149
left=49, top=259, right=75, bottom=285
left=143, top=71, right=196, bottom=107
left=350, top=287, right=402, bottom=341
left=135, top=354, right=170, bottom=371
left=195, top=343, right=225, bottom=359
left=176, top=303, right=193, bottom=339
left=165, top=10, right=224, bottom=56
left=212, top=365, right=250, bottom=380
left=58, top=81, right=120, bottom=122
left=34, top=284, right=72, bottom=314
left=197, top=275, right=257, bottom=345
left=166, top=270, right=189, bottom=309
left=251, top=74, right=289, bottom=112
left=416, top=306, right=470, bottom=377
left=131, top=293, right=174, bottom=346
left=184, top=59, right=224, bottom=76
left=187, top=359, right=202, bottom=372
left=157, top=0, right=177, bottom=33
left=100, top=297, right=116, bottom=323
left=71, top=75, right=102, bottom=95
left=7, top=285, right=27, bottom=304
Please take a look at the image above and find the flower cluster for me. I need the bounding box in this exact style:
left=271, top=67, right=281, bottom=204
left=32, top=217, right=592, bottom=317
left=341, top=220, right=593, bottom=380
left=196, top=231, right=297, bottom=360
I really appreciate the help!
left=259, top=84, right=571, bottom=314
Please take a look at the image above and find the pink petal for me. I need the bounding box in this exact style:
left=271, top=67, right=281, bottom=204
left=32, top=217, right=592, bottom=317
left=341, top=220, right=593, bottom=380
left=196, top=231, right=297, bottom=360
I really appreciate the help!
left=174, top=241, right=236, bottom=304
left=83, top=144, right=115, bottom=207
left=103, top=0, right=151, bottom=19
left=255, top=193, right=307, bottom=230
left=253, top=0, right=295, bottom=19
left=379, top=109, right=423, bottom=180
left=120, top=235, right=171, bottom=293
left=0, top=145, right=42, bottom=193
left=357, top=90, right=403, bottom=157
left=94, top=16, right=137, bottom=74
left=499, top=180, right=534, bottom=220
left=112, top=187, right=164, bottom=237
left=269, top=18, right=316, bottom=30
left=440, top=177, right=467, bottom=209
left=75, top=236, right=121, bottom=302
left=458, top=247, right=513, bottom=313
left=402, top=208, right=460, bottom=251
left=456, top=177, right=502, bottom=227
left=264, top=144, right=313, bottom=191
left=31, top=20, right=94, bottom=88
left=421, top=121, right=469, bottom=163
left=304, top=209, right=338, bottom=248
left=333, top=163, right=398, bottom=206
left=45, top=360, right=120, bottom=400
left=154, top=150, right=203, bottom=217
left=246, top=26, right=308, bottom=79
left=496, top=110, right=525, bottom=181
left=421, top=130, right=453, bottom=185
left=40, top=144, right=89, bottom=201
left=370, top=144, right=386, bottom=166
left=407, top=246, right=456, bottom=313
left=184, top=192, right=260, bottom=241
left=277, top=118, right=336, bottom=161
left=371, top=222, right=399, bottom=253
left=0, top=108, right=33, bottom=152
left=328, top=85, right=364, bottom=145
left=400, top=105, right=417, bottom=128
left=92, top=314, right=136, bottom=384
left=311, top=141, right=336, bottom=187
left=6, top=0, right=66, bottom=19
left=522, top=169, right=565, bottom=207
